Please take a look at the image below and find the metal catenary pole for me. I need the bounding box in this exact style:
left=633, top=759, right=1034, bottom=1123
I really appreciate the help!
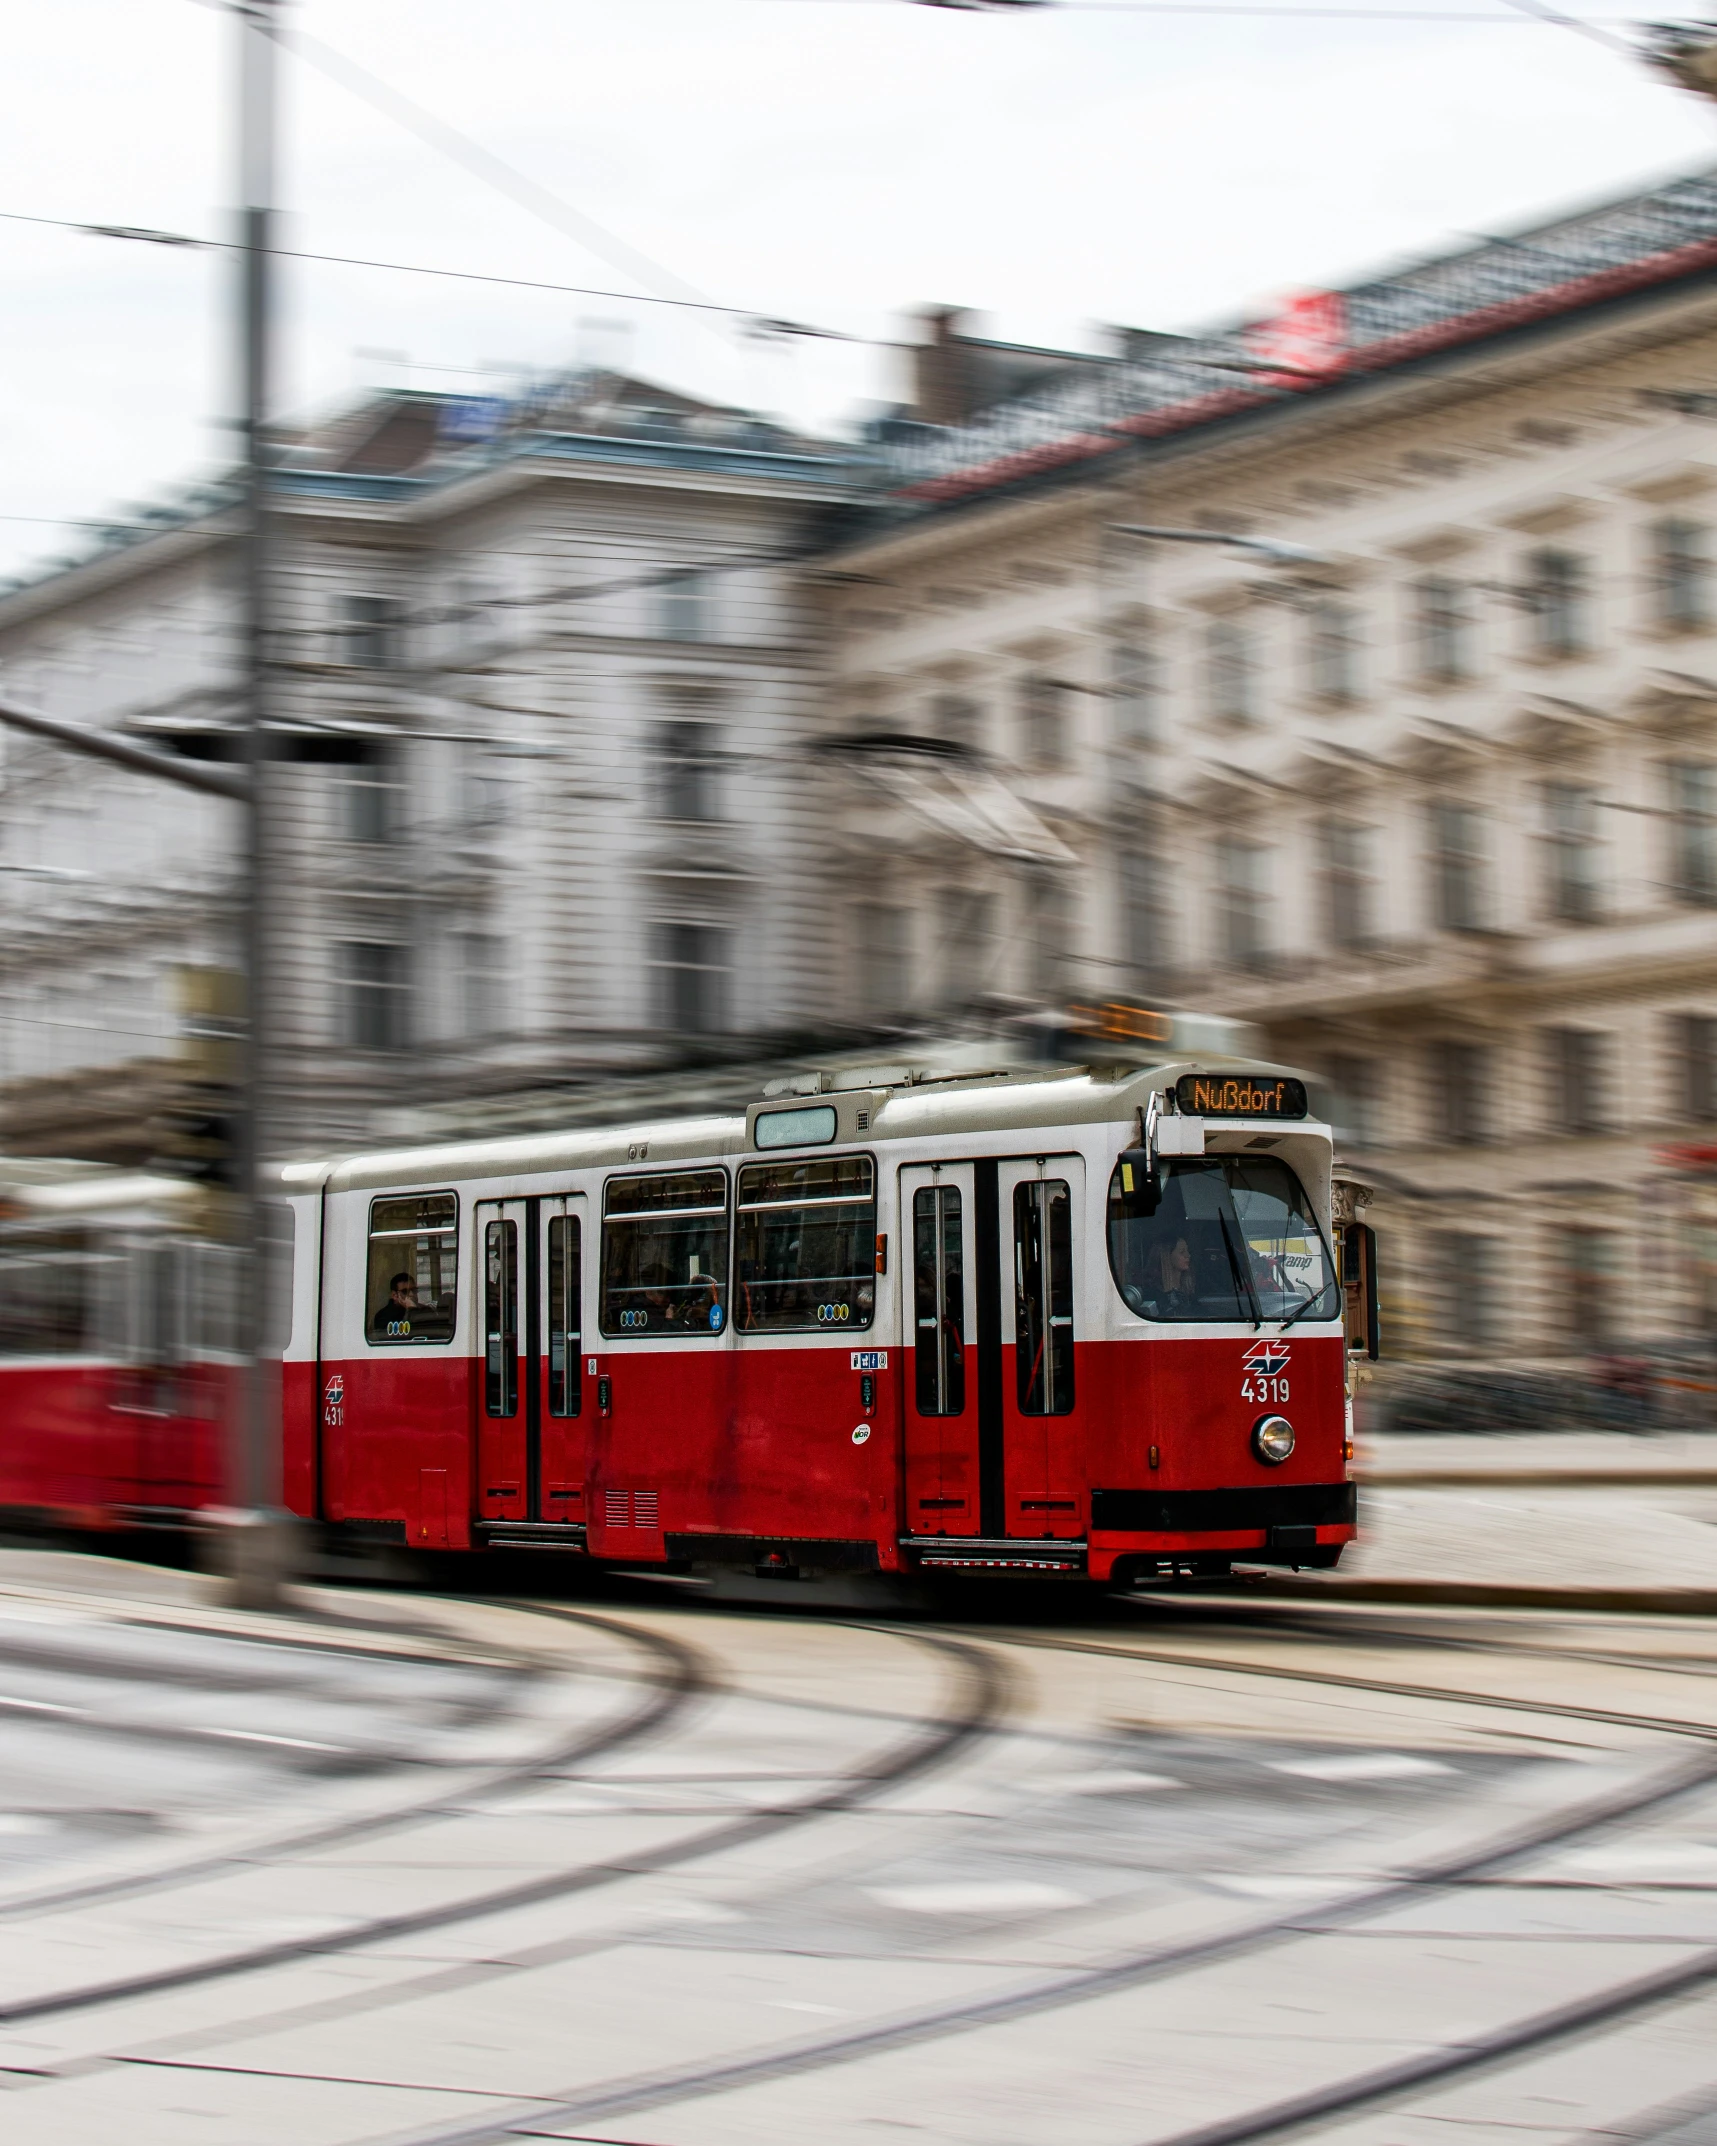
left=226, top=0, right=291, bottom=1606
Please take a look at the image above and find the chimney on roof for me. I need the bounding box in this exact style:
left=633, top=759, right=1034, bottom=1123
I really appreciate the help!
left=912, top=306, right=980, bottom=427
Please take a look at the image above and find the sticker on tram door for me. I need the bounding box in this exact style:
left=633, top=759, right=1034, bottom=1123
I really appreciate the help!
left=1240, top=1338, right=1290, bottom=1406
left=850, top=1351, right=886, bottom=1372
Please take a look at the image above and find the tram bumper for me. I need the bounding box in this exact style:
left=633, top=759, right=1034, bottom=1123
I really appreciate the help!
left=1088, top=1482, right=1357, bottom=1582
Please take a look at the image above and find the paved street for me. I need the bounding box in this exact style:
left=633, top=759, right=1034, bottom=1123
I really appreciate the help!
left=0, top=1545, right=1715, bottom=2144
left=1336, top=1434, right=1717, bottom=1596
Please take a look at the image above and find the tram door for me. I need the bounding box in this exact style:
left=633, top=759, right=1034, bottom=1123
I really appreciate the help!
left=537, top=1195, right=589, bottom=1527
left=473, top=1195, right=589, bottom=1527
left=900, top=1164, right=980, bottom=1537
left=996, top=1159, right=1085, bottom=1538
left=900, top=1158, right=1085, bottom=1542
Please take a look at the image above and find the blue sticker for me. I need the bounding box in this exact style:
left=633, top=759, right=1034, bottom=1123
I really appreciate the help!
left=709, top=1302, right=725, bottom=1332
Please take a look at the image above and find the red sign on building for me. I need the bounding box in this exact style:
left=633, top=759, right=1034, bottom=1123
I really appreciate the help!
left=1245, top=290, right=1348, bottom=387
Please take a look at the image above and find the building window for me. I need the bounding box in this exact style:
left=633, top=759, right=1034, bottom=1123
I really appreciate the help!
left=1560, top=1229, right=1620, bottom=1348
left=1307, top=599, right=1361, bottom=705
left=936, top=695, right=980, bottom=753
left=653, top=921, right=729, bottom=1035
left=1428, top=801, right=1487, bottom=933
left=1215, top=836, right=1268, bottom=967
left=1676, top=1013, right=1717, bottom=1122
left=1652, top=518, right=1709, bottom=632
left=1113, top=644, right=1159, bottom=746
left=1526, top=549, right=1589, bottom=660
left=858, top=902, right=908, bottom=1016
left=457, top=740, right=511, bottom=830
left=1327, top=1054, right=1380, bottom=1147
left=1321, top=818, right=1375, bottom=950
left=340, top=942, right=409, bottom=1051
left=1430, top=1038, right=1490, bottom=1146
left=341, top=593, right=403, bottom=670
left=1120, top=844, right=1162, bottom=983
left=1543, top=782, right=1602, bottom=923
left=936, top=886, right=993, bottom=1007
left=1025, top=875, right=1072, bottom=997
left=1020, top=673, right=1067, bottom=769
left=1416, top=577, right=1470, bottom=684
left=1668, top=762, right=1717, bottom=905
left=658, top=570, right=710, bottom=643
left=656, top=718, right=721, bottom=823
left=1206, top=618, right=1254, bottom=725
left=1434, top=1231, right=1498, bottom=1351
left=341, top=755, right=397, bottom=843
left=1545, top=1026, right=1609, bottom=1136
left=457, top=932, right=507, bottom=1039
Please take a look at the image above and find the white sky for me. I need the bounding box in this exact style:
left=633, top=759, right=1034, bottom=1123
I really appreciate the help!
left=2, top=0, right=1715, bottom=579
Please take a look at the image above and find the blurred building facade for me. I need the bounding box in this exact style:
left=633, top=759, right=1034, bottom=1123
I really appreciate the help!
left=14, top=167, right=1717, bottom=1362
left=824, top=168, right=1717, bottom=1361
left=0, top=372, right=863, bottom=1158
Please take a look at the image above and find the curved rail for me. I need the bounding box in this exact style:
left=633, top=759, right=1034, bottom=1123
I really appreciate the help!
left=0, top=1611, right=1006, bottom=2028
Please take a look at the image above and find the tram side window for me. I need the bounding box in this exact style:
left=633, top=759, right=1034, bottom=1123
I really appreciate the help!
left=365, top=1193, right=458, bottom=1345
left=484, top=1219, right=518, bottom=1417
left=735, top=1156, right=876, bottom=1331
left=912, top=1185, right=965, bottom=1416
left=1015, top=1180, right=1074, bottom=1416
left=601, top=1170, right=729, bottom=1336
left=547, top=1214, right=581, bottom=1415
left=0, top=1230, right=100, bottom=1356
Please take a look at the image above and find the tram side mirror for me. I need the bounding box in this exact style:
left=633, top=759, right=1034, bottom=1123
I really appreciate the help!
left=1341, top=1222, right=1380, bottom=1361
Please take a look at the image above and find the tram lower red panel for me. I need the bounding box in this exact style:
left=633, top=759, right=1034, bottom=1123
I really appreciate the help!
left=0, top=1364, right=226, bottom=1523
left=316, top=1355, right=474, bottom=1550
left=584, top=1344, right=899, bottom=1565
left=1077, top=1333, right=1349, bottom=1501
left=304, top=1330, right=1352, bottom=1575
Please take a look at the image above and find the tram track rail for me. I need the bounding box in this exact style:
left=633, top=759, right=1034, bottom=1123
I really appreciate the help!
left=349, top=1607, right=1717, bottom=2146
left=10, top=1591, right=1717, bottom=2145
left=0, top=1610, right=1005, bottom=2031
left=0, top=1601, right=706, bottom=1932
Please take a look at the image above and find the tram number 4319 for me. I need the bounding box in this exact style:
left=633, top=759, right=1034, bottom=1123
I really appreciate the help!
left=1241, top=1375, right=1289, bottom=1405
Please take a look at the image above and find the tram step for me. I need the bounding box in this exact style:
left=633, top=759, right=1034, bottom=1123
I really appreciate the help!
left=475, top=1521, right=590, bottom=1552
left=902, top=1533, right=1087, bottom=1574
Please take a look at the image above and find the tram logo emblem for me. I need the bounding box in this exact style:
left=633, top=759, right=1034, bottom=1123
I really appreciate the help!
left=323, top=1374, right=345, bottom=1428
left=1241, top=1339, right=1291, bottom=1378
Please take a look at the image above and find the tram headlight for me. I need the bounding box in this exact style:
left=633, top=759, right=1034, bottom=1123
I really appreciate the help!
left=1252, top=1414, right=1295, bottom=1465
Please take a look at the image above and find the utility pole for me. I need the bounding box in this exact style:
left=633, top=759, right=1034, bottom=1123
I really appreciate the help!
left=220, top=0, right=293, bottom=1609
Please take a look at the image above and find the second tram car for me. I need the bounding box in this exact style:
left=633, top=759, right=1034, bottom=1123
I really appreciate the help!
left=272, top=1051, right=1371, bottom=1584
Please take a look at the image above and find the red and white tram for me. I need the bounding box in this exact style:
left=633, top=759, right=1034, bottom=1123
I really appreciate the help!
left=272, top=1051, right=1372, bottom=1585
left=0, top=1163, right=237, bottom=1528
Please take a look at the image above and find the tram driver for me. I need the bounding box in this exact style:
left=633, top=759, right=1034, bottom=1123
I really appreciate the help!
left=1146, top=1233, right=1198, bottom=1314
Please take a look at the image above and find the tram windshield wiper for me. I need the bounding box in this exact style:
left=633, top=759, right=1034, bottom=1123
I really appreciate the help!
left=1276, top=1283, right=1327, bottom=1335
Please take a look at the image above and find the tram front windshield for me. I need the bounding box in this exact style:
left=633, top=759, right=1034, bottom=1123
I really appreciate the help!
left=1107, top=1154, right=1339, bottom=1325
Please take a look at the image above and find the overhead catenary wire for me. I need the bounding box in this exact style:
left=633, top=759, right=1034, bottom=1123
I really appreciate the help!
left=0, top=207, right=883, bottom=346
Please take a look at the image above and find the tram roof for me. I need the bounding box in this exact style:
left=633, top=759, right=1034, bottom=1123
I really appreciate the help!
left=284, top=1056, right=1328, bottom=1198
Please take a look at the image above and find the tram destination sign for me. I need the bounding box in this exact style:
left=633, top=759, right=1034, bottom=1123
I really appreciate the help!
left=1175, top=1074, right=1308, bottom=1119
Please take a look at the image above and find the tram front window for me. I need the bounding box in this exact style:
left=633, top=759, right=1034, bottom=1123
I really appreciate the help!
left=1107, top=1155, right=1338, bottom=1325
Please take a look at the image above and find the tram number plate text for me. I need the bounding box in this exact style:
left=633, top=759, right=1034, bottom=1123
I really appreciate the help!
left=1241, top=1375, right=1290, bottom=1405
left=850, top=1350, right=887, bottom=1372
